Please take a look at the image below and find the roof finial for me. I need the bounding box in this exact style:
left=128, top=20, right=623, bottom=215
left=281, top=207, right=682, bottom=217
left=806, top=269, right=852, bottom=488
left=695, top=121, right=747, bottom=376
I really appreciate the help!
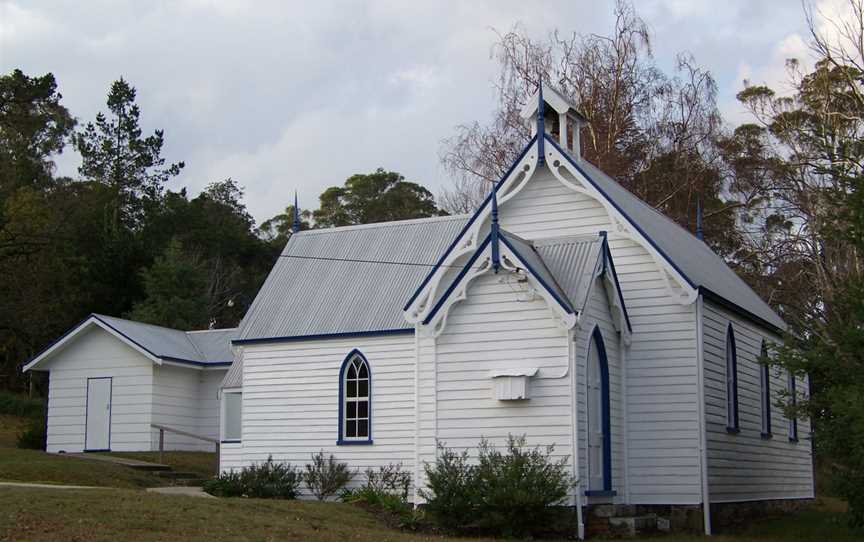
left=537, top=77, right=545, bottom=165
left=696, top=197, right=704, bottom=241
left=292, top=190, right=301, bottom=233
left=491, top=184, right=501, bottom=273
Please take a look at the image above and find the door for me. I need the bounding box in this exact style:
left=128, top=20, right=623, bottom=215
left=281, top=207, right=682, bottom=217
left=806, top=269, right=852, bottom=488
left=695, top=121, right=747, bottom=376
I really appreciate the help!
left=586, top=340, right=604, bottom=491
left=85, top=377, right=112, bottom=451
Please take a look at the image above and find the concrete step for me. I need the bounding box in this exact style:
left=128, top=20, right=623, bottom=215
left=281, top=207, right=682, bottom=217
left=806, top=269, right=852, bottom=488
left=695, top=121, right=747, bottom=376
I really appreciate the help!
left=154, top=471, right=202, bottom=479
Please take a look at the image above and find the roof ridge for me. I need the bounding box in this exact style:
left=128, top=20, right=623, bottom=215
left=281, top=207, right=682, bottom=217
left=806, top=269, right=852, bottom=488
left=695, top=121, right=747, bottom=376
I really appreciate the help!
left=293, top=214, right=469, bottom=235
left=186, top=328, right=237, bottom=334
left=93, top=313, right=186, bottom=334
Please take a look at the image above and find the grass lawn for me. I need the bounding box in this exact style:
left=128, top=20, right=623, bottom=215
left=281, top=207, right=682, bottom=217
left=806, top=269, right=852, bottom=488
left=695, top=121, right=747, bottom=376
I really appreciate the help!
left=0, top=487, right=857, bottom=542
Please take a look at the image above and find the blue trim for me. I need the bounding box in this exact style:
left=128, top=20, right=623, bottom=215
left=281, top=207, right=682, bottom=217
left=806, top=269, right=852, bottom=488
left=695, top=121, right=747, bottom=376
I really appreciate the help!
left=220, top=439, right=241, bottom=444
left=788, top=370, right=799, bottom=442
left=160, top=356, right=232, bottom=367
left=588, top=327, right=613, bottom=493
left=23, top=314, right=97, bottom=369
left=337, top=439, right=375, bottom=446
left=537, top=80, right=545, bottom=165
left=498, top=234, right=575, bottom=313
left=233, top=328, right=414, bottom=345
left=760, top=341, right=772, bottom=437
left=726, top=324, right=740, bottom=432
left=585, top=490, right=617, bottom=498
left=337, top=349, right=373, bottom=445
left=490, top=188, right=501, bottom=273
left=402, top=136, right=538, bottom=311
left=292, top=190, right=300, bottom=233
left=84, top=376, right=112, bottom=452
left=700, top=287, right=784, bottom=335
left=545, top=135, right=697, bottom=290
left=599, top=232, right=633, bottom=333
left=422, top=236, right=492, bottom=325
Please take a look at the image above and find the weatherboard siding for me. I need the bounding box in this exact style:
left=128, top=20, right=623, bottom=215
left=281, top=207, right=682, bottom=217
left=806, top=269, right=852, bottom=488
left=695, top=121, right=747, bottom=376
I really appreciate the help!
left=702, top=300, right=814, bottom=502
left=433, top=272, right=574, bottom=486
left=44, top=326, right=154, bottom=453
left=150, top=365, right=223, bottom=452
left=236, top=334, right=416, bottom=497
left=500, top=165, right=702, bottom=504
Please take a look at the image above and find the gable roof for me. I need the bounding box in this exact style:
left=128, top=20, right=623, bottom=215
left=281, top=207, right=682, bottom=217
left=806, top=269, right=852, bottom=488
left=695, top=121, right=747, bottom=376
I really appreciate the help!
left=552, top=138, right=786, bottom=332
left=23, top=314, right=235, bottom=371
left=235, top=215, right=470, bottom=344
left=406, top=135, right=785, bottom=333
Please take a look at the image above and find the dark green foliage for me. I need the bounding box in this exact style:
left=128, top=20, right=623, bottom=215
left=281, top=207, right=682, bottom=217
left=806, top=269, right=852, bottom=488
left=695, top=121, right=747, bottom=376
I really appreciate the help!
left=203, top=456, right=300, bottom=499
left=314, top=168, right=444, bottom=227
left=16, top=416, right=46, bottom=450
left=421, top=435, right=573, bottom=537
left=341, top=463, right=419, bottom=530
left=304, top=450, right=354, bottom=500
left=419, top=445, right=479, bottom=530
left=126, top=239, right=209, bottom=330
left=0, top=392, right=44, bottom=418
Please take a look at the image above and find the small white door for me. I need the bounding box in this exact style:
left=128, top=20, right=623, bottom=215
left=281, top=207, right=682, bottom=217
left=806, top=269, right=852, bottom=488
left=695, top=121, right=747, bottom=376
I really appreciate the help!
left=586, top=339, right=604, bottom=491
left=85, top=377, right=112, bottom=451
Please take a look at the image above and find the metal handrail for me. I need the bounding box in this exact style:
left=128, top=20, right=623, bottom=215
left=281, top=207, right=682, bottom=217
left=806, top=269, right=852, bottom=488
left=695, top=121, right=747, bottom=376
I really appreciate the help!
left=150, top=423, right=220, bottom=474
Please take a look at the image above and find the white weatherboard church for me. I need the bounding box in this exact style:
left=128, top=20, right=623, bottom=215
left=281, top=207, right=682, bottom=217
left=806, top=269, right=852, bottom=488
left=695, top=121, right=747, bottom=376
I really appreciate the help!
left=25, top=85, right=813, bottom=537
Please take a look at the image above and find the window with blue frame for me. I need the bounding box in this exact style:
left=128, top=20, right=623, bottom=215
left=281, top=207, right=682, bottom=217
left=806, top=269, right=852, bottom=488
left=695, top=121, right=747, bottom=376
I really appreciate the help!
left=340, top=351, right=371, bottom=443
left=760, top=341, right=772, bottom=438
left=788, top=371, right=798, bottom=442
left=725, top=324, right=740, bottom=433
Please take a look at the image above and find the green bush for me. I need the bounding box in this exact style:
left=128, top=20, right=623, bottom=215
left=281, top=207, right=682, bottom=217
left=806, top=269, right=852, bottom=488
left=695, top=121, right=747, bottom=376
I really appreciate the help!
left=342, top=463, right=414, bottom=521
left=203, top=456, right=300, bottom=499
left=0, top=392, right=44, bottom=418
left=304, top=450, right=353, bottom=500
left=421, top=435, right=573, bottom=538
left=16, top=416, right=47, bottom=449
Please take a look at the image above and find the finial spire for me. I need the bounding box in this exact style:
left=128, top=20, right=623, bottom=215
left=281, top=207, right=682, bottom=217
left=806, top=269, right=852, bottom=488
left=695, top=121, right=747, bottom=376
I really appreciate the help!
left=490, top=184, right=500, bottom=273
left=292, top=190, right=301, bottom=233
left=696, top=198, right=704, bottom=240
left=537, top=77, right=545, bottom=165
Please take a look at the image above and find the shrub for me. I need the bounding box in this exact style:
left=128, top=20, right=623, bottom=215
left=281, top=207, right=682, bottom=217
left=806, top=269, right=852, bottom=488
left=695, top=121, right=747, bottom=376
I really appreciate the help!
left=0, top=392, right=44, bottom=418
left=304, top=450, right=353, bottom=500
left=421, top=435, right=573, bottom=538
left=16, top=416, right=47, bottom=450
left=420, top=445, right=480, bottom=531
left=342, top=463, right=413, bottom=520
left=203, top=456, right=300, bottom=499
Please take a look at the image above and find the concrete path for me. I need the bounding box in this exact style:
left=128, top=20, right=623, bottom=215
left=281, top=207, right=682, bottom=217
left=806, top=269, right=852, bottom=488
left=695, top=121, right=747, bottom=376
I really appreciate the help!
left=0, top=481, right=106, bottom=490
left=64, top=453, right=170, bottom=471
left=146, top=486, right=213, bottom=498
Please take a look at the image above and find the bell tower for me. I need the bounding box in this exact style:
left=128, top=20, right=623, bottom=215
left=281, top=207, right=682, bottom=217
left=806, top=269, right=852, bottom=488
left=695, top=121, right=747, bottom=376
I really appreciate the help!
left=519, top=82, right=587, bottom=161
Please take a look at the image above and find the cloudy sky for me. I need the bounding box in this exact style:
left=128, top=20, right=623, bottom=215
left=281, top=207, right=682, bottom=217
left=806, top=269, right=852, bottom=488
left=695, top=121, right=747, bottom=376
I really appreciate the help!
left=0, top=0, right=843, bottom=224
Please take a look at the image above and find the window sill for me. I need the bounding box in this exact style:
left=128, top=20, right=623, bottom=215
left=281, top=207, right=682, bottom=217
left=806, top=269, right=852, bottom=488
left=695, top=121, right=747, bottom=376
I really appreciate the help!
left=789, top=437, right=799, bottom=443
left=337, top=439, right=374, bottom=446
left=760, top=432, right=773, bottom=440
left=584, top=490, right=617, bottom=497
left=220, top=439, right=241, bottom=444
left=726, top=426, right=741, bottom=434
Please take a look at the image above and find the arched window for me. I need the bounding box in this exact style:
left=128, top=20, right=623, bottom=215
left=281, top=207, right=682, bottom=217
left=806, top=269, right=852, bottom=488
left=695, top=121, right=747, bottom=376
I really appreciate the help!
left=586, top=327, right=613, bottom=496
left=788, top=371, right=799, bottom=442
left=338, top=350, right=372, bottom=444
left=760, top=341, right=772, bottom=438
left=725, top=324, right=740, bottom=433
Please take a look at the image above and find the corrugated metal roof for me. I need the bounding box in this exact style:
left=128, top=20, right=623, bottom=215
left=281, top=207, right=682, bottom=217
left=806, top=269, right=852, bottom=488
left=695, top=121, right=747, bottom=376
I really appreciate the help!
left=574, top=158, right=786, bottom=330
left=222, top=355, right=242, bottom=388
left=499, top=231, right=574, bottom=312
left=533, top=236, right=604, bottom=315
left=94, top=314, right=235, bottom=365
left=236, top=215, right=470, bottom=341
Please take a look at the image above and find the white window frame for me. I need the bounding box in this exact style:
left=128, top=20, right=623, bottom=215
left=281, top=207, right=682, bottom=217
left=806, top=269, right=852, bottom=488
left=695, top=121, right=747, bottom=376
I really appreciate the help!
left=221, top=388, right=242, bottom=442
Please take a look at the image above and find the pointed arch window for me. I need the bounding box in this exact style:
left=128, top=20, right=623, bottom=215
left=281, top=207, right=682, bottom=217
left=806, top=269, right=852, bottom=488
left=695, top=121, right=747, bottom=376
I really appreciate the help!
left=759, top=341, right=772, bottom=438
left=585, top=327, right=614, bottom=496
left=338, top=350, right=372, bottom=444
left=725, top=324, right=740, bottom=433
left=788, top=371, right=799, bottom=443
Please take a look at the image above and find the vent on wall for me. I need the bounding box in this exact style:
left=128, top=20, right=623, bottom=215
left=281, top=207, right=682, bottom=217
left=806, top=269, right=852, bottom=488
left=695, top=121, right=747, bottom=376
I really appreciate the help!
left=489, top=368, right=538, bottom=401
